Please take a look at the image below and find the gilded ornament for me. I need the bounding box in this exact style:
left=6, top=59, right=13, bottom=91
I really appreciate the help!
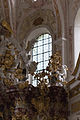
left=12, top=116, right=16, bottom=120
left=15, top=50, right=19, bottom=55
left=34, top=51, right=68, bottom=87
left=1, top=65, right=5, bottom=70
left=2, top=20, right=13, bottom=34
left=7, top=43, right=14, bottom=49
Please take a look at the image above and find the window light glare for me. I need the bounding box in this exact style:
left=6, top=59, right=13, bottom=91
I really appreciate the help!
left=32, top=0, right=37, bottom=2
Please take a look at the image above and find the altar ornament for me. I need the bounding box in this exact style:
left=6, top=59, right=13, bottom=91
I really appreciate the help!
left=0, top=53, right=68, bottom=120
left=10, top=97, right=30, bottom=120
left=31, top=84, right=50, bottom=120
left=34, top=51, right=68, bottom=86
left=0, top=42, right=37, bottom=88
left=2, top=20, right=13, bottom=34
left=14, top=98, right=26, bottom=118
left=0, top=20, right=13, bottom=38
left=27, top=52, right=68, bottom=120
left=18, top=81, right=29, bottom=89
left=0, top=40, right=68, bottom=120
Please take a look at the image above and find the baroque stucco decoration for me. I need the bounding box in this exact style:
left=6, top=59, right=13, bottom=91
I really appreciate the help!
left=18, top=9, right=56, bottom=41
left=0, top=0, right=63, bottom=59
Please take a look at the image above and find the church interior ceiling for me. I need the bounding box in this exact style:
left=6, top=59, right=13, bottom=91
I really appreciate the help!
left=0, top=0, right=55, bottom=40
left=0, top=0, right=80, bottom=119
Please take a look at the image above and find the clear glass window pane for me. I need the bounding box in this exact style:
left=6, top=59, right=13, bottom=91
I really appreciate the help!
left=38, top=54, right=43, bottom=62
left=44, top=61, right=48, bottom=69
left=37, top=62, right=43, bottom=71
left=38, top=40, right=42, bottom=46
left=44, top=52, right=48, bottom=61
left=49, top=43, right=52, bottom=51
left=44, top=38, right=48, bottom=44
left=44, top=44, right=48, bottom=52
left=38, top=46, right=43, bottom=54
left=44, top=34, right=48, bottom=39
left=49, top=51, right=52, bottom=57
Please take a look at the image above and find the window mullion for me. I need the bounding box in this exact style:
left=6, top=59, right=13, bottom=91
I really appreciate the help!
left=43, top=35, right=44, bottom=70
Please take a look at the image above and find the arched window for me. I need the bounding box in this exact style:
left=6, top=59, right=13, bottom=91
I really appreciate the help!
left=32, top=33, right=52, bottom=86
left=74, top=8, right=80, bottom=66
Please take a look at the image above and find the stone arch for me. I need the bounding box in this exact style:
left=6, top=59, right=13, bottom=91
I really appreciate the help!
left=26, top=26, right=52, bottom=42
left=25, top=25, right=54, bottom=53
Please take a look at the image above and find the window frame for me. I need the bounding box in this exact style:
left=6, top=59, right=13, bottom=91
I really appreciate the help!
left=32, top=33, right=52, bottom=86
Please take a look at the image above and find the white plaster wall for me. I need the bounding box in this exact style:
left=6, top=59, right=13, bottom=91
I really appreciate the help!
left=74, top=8, right=80, bottom=66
